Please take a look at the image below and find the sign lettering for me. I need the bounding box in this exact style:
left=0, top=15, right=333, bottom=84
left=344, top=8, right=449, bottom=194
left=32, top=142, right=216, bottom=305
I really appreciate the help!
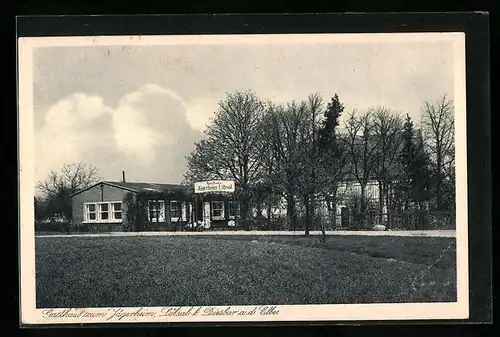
left=194, top=180, right=235, bottom=194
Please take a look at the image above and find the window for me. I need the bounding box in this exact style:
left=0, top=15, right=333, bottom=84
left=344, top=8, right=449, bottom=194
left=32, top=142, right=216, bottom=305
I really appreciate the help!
left=99, top=203, right=109, bottom=220
left=211, top=201, right=225, bottom=220
left=228, top=201, right=239, bottom=219
left=84, top=201, right=122, bottom=223
left=148, top=200, right=165, bottom=222
left=112, top=202, right=122, bottom=220
left=85, top=203, right=97, bottom=221
left=170, top=201, right=181, bottom=221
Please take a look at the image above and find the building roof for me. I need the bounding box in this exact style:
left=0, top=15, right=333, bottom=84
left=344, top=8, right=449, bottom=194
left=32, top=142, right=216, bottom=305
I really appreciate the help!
left=104, top=181, right=182, bottom=192
left=70, top=181, right=184, bottom=197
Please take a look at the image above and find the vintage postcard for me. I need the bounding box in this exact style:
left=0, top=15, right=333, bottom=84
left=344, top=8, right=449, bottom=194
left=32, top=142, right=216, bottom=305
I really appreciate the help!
left=18, top=32, right=468, bottom=325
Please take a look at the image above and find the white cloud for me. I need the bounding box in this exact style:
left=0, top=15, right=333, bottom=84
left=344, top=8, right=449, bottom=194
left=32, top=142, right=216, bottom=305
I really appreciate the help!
left=111, top=98, right=164, bottom=164
left=73, top=93, right=112, bottom=120
left=185, top=97, right=218, bottom=132
left=35, top=85, right=202, bottom=185
left=126, top=84, right=218, bottom=132
left=36, top=93, right=112, bottom=182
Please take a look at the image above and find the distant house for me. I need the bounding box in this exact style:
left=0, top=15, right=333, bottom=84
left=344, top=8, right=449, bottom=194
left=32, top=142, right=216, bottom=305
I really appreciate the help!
left=70, top=178, right=239, bottom=232
left=331, top=179, right=385, bottom=228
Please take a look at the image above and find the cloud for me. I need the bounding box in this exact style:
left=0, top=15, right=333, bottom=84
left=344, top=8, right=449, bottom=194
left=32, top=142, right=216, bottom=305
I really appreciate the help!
left=36, top=93, right=112, bottom=181
left=43, top=93, right=111, bottom=127
left=111, top=91, right=165, bottom=164
left=35, top=85, right=202, bottom=185
left=185, top=96, right=219, bottom=132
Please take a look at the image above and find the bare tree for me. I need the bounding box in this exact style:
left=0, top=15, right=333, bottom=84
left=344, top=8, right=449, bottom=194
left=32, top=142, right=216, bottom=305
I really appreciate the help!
left=421, top=94, right=455, bottom=210
left=344, top=110, right=381, bottom=229
left=266, top=101, right=310, bottom=231
left=256, top=103, right=286, bottom=229
left=183, top=138, right=228, bottom=182
left=441, top=139, right=456, bottom=211
left=371, top=107, right=404, bottom=224
left=298, top=93, right=324, bottom=235
left=36, top=162, right=100, bottom=220
left=185, top=90, right=266, bottom=226
left=37, top=162, right=99, bottom=198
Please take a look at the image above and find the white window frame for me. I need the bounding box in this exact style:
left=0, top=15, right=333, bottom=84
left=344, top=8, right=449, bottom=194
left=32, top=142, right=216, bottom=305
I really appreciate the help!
left=83, top=201, right=123, bottom=223
left=84, top=203, right=97, bottom=222
left=211, top=201, right=225, bottom=220
left=170, top=200, right=181, bottom=222
left=99, top=203, right=111, bottom=221
left=111, top=202, right=123, bottom=221
left=148, top=200, right=165, bottom=223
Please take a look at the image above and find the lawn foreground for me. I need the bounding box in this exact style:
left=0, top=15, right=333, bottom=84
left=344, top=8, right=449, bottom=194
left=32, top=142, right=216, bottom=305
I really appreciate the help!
left=35, top=235, right=456, bottom=308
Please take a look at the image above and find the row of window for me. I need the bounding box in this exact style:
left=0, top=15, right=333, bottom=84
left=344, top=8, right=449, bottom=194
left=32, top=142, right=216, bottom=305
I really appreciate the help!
left=148, top=200, right=180, bottom=223
left=206, top=200, right=239, bottom=220
left=83, top=200, right=240, bottom=223
left=84, top=202, right=122, bottom=223
left=148, top=200, right=239, bottom=222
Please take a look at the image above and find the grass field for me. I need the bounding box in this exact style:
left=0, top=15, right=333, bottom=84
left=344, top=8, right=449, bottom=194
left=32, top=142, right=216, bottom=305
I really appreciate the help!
left=35, top=235, right=456, bottom=308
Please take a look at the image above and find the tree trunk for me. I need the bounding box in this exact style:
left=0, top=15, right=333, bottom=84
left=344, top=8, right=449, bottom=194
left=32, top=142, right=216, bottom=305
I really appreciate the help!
left=418, top=200, right=424, bottom=230
left=404, top=181, right=410, bottom=213
left=286, top=193, right=296, bottom=231
left=310, top=193, right=317, bottom=230
left=359, top=183, right=367, bottom=230
left=164, top=200, right=170, bottom=232
left=266, top=200, right=272, bottom=230
left=321, top=219, right=326, bottom=243
left=304, top=195, right=310, bottom=236
left=385, top=185, right=391, bottom=229
left=436, top=153, right=442, bottom=210
left=378, top=180, right=384, bottom=225
left=239, top=193, right=251, bottom=231
left=326, top=197, right=334, bottom=230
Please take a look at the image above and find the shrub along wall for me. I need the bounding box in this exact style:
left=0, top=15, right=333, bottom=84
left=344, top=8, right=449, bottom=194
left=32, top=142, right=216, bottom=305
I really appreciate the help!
left=35, top=221, right=72, bottom=232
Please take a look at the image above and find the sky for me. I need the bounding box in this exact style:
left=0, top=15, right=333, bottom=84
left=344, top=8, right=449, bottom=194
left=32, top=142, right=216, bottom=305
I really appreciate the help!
left=32, top=37, right=455, bottom=187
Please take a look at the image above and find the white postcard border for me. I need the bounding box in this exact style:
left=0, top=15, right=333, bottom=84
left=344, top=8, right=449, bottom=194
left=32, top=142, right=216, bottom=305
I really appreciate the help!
left=18, top=32, right=468, bottom=325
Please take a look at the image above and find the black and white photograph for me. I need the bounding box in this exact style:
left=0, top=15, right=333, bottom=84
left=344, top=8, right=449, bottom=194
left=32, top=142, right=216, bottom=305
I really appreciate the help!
left=18, top=31, right=468, bottom=324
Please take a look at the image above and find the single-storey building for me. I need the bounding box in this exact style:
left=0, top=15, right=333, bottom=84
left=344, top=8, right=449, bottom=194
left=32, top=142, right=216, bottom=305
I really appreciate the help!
left=70, top=179, right=239, bottom=232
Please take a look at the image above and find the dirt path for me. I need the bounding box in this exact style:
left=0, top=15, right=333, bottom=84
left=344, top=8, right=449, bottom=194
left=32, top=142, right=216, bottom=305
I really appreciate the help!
left=36, top=230, right=456, bottom=238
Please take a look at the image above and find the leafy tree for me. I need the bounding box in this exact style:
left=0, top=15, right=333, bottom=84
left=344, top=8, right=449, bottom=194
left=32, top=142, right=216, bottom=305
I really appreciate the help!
left=34, top=197, right=42, bottom=222
left=317, top=94, right=349, bottom=234
left=319, top=94, right=343, bottom=147
left=399, top=114, right=432, bottom=215
left=399, top=113, right=415, bottom=210
left=411, top=130, right=433, bottom=206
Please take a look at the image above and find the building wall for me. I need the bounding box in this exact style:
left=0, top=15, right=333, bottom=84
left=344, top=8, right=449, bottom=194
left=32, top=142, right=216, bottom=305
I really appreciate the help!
left=72, top=183, right=134, bottom=232
left=142, top=198, right=188, bottom=231
left=336, top=180, right=380, bottom=206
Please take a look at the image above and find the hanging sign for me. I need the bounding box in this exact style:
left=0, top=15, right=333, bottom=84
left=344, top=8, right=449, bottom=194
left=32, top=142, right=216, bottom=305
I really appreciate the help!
left=194, top=180, right=235, bottom=194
